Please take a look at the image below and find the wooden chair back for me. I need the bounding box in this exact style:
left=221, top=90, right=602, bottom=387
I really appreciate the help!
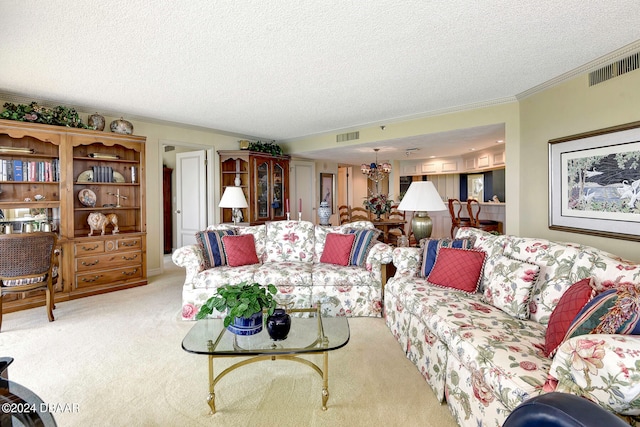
left=338, top=205, right=351, bottom=224
left=349, top=207, right=371, bottom=222
left=386, top=204, right=406, bottom=245
left=467, top=198, right=501, bottom=234
left=448, top=198, right=472, bottom=238
left=466, top=198, right=482, bottom=227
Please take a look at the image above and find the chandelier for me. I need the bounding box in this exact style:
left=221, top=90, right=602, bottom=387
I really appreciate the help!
left=361, top=148, right=391, bottom=183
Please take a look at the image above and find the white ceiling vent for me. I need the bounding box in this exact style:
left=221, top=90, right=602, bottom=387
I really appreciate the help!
left=336, top=131, right=359, bottom=143
left=589, top=52, right=640, bottom=86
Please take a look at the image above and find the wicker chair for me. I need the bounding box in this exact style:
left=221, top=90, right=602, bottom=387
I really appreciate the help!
left=0, top=232, right=58, bottom=332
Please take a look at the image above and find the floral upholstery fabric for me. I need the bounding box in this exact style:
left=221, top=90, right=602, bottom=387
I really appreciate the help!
left=502, top=237, right=587, bottom=324
left=264, top=220, right=315, bottom=263
left=254, top=262, right=313, bottom=288
left=550, top=334, right=640, bottom=416
left=312, top=262, right=383, bottom=316
left=482, top=256, right=539, bottom=319
left=385, top=230, right=640, bottom=427
left=173, top=220, right=392, bottom=320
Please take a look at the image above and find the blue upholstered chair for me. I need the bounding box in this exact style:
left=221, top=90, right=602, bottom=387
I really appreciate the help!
left=502, top=393, right=629, bottom=427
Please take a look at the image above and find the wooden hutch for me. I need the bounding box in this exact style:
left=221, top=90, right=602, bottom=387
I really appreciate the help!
left=218, top=150, right=290, bottom=224
left=0, top=119, right=146, bottom=313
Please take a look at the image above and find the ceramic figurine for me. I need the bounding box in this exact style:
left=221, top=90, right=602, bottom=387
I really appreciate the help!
left=88, top=212, right=119, bottom=236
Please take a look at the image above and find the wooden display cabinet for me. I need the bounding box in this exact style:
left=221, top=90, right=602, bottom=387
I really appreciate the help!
left=0, top=119, right=147, bottom=314
left=67, top=132, right=146, bottom=298
left=218, top=150, right=290, bottom=225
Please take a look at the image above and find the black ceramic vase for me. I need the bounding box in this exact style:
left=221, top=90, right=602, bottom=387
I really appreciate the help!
left=266, top=309, right=291, bottom=341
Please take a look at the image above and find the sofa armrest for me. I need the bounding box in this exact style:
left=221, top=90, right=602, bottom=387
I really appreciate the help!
left=366, top=242, right=393, bottom=284
left=171, top=244, right=204, bottom=288
left=391, top=247, right=421, bottom=277
left=549, top=334, right=640, bottom=416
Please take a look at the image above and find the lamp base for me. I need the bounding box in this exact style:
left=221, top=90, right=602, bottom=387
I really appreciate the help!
left=411, top=211, right=433, bottom=244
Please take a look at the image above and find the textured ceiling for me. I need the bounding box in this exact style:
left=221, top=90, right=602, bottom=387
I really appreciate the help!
left=1, top=1, right=639, bottom=145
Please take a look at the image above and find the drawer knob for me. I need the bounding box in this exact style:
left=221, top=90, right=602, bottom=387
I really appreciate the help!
left=82, top=244, right=100, bottom=251
left=122, top=255, right=138, bottom=261
left=81, top=260, right=99, bottom=266
left=81, top=275, right=101, bottom=283
left=122, top=268, right=138, bottom=276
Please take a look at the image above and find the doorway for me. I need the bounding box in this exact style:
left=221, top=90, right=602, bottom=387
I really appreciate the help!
left=160, top=141, right=215, bottom=257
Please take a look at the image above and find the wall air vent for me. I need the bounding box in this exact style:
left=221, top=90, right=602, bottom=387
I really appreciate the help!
left=336, top=131, right=359, bottom=143
left=589, top=52, right=640, bottom=86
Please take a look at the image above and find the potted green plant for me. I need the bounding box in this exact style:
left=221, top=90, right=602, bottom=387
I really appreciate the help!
left=196, top=282, right=278, bottom=335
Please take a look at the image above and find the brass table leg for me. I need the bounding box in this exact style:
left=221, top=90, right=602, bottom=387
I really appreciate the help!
left=322, top=351, right=329, bottom=410
left=207, top=354, right=216, bottom=414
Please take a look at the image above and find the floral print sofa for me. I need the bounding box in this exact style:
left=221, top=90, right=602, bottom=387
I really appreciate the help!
left=173, top=220, right=392, bottom=320
left=384, top=227, right=640, bottom=427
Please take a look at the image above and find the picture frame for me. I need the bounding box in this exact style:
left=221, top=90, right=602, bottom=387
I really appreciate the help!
left=467, top=174, right=484, bottom=201
left=320, top=173, right=335, bottom=214
left=548, top=121, right=640, bottom=241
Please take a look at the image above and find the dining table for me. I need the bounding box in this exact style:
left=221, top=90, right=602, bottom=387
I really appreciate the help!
left=370, top=219, right=406, bottom=244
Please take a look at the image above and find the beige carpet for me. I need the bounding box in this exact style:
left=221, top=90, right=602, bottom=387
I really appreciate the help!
left=0, top=257, right=457, bottom=427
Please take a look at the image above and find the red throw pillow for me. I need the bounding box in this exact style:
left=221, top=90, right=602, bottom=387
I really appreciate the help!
left=320, top=233, right=356, bottom=266
left=222, top=234, right=260, bottom=267
left=427, top=247, right=486, bottom=294
left=544, top=277, right=595, bottom=357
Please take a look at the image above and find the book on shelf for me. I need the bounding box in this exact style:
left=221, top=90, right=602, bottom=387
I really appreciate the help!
left=91, top=165, right=114, bottom=183
left=0, top=159, right=58, bottom=182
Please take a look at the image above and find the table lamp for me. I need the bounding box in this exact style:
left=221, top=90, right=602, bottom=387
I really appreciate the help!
left=219, top=186, right=248, bottom=225
left=397, top=181, right=447, bottom=243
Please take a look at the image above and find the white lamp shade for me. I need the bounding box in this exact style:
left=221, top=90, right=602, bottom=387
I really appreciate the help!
left=219, top=186, right=248, bottom=208
left=397, top=181, right=446, bottom=212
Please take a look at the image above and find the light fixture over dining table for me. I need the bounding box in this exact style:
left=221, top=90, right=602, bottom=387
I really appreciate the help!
left=361, top=148, right=391, bottom=183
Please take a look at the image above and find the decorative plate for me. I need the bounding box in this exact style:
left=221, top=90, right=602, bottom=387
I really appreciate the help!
left=77, top=170, right=93, bottom=182
left=113, top=171, right=125, bottom=183
left=78, top=189, right=97, bottom=207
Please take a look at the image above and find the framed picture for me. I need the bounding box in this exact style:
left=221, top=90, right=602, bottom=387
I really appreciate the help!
left=467, top=174, right=484, bottom=201
left=320, top=173, right=335, bottom=214
left=548, top=121, right=640, bottom=241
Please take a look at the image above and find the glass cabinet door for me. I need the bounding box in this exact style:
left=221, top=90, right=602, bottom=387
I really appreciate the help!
left=255, top=160, right=270, bottom=220
left=272, top=162, right=284, bottom=218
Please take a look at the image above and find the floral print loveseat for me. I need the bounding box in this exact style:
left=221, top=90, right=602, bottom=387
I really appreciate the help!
left=173, top=220, right=392, bottom=320
left=385, top=227, right=640, bottom=427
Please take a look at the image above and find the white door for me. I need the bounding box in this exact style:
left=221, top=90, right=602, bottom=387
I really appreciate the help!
left=176, top=150, right=207, bottom=247
left=290, top=160, right=315, bottom=222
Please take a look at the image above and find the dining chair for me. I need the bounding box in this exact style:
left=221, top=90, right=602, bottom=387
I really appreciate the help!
left=0, top=232, right=58, bottom=332
left=448, top=198, right=472, bottom=238
left=466, top=198, right=502, bottom=234
left=386, top=204, right=406, bottom=245
left=349, top=207, right=371, bottom=222
left=338, top=205, right=351, bottom=224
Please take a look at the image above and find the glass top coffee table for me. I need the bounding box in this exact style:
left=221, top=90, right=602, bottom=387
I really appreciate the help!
left=182, top=306, right=350, bottom=414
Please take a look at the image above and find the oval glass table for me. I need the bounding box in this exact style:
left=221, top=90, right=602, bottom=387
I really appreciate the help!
left=182, top=306, right=350, bottom=414
left=1, top=357, right=57, bottom=426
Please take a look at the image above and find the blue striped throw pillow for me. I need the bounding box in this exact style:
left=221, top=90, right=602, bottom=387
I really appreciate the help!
left=196, top=229, right=236, bottom=269
left=346, top=228, right=381, bottom=267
